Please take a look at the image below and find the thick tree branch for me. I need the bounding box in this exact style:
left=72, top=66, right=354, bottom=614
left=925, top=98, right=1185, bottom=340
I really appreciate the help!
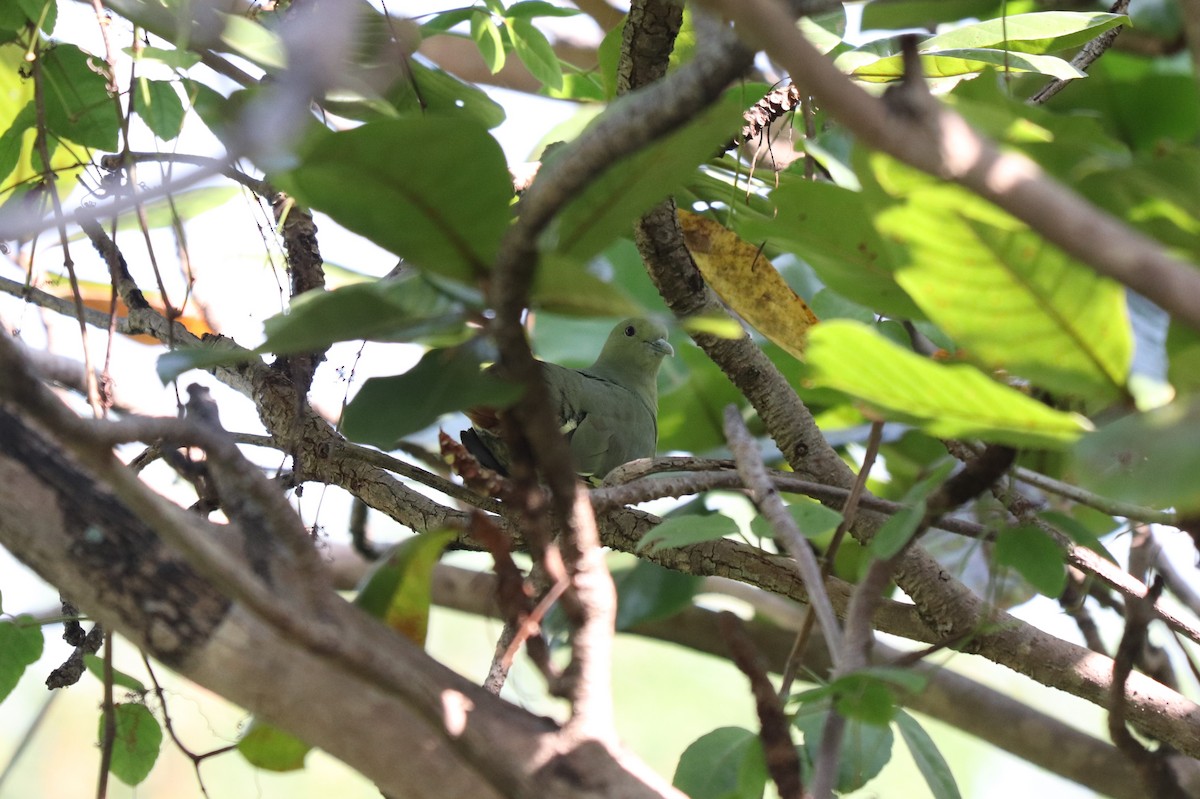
left=0, top=338, right=684, bottom=799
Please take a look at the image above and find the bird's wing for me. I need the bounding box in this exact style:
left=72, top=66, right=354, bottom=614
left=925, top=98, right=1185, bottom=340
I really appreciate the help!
left=554, top=371, right=657, bottom=479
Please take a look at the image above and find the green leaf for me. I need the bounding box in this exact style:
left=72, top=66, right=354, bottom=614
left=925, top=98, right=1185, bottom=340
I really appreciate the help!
left=870, top=161, right=1132, bottom=404
left=1072, top=400, right=1200, bottom=513
left=637, top=514, right=739, bottom=553
left=0, top=102, right=35, bottom=188
left=157, top=265, right=477, bottom=383
left=421, top=8, right=477, bottom=33
left=922, top=12, right=1128, bottom=55
left=237, top=719, right=311, bottom=772
left=219, top=14, right=286, bottom=70
left=532, top=253, right=644, bottom=317
left=83, top=655, right=146, bottom=692
left=749, top=502, right=843, bottom=542
left=67, top=187, right=239, bottom=243
left=1038, top=510, right=1117, bottom=564
left=895, top=710, right=963, bottom=799
left=16, top=0, right=55, bottom=34
left=853, top=50, right=1083, bottom=82
left=471, top=12, right=505, bottom=74
left=39, top=44, right=119, bottom=151
left=658, top=341, right=745, bottom=454
left=342, top=343, right=523, bottom=446
left=830, top=673, right=900, bottom=726
left=860, top=0, right=1016, bottom=30
left=135, top=78, right=185, bottom=141
left=993, top=525, right=1067, bottom=597
left=548, top=91, right=746, bottom=261
left=673, top=727, right=768, bottom=799
left=613, top=559, right=701, bottom=631
left=105, top=703, right=162, bottom=786
left=131, top=45, right=202, bottom=70
left=869, top=458, right=955, bottom=557
left=799, top=8, right=847, bottom=55
left=1050, top=54, right=1200, bottom=152
left=870, top=500, right=927, bottom=559
left=261, top=275, right=471, bottom=352
left=508, top=17, right=563, bottom=91
left=805, top=321, right=1092, bottom=448
left=355, top=530, right=458, bottom=644
left=279, top=118, right=513, bottom=282
left=381, top=59, right=506, bottom=129
left=0, top=616, right=43, bottom=702
left=795, top=703, right=893, bottom=793
left=733, top=180, right=922, bottom=319
left=506, top=2, right=581, bottom=19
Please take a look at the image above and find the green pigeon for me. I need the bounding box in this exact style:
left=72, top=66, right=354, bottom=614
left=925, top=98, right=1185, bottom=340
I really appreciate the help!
left=463, top=317, right=674, bottom=481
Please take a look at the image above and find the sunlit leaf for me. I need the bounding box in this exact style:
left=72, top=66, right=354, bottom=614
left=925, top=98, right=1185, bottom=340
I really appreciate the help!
left=471, top=12, right=505, bottom=74
left=237, top=720, right=310, bottom=772
left=354, top=529, right=458, bottom=644
left=509, top=17, right=562, bottom=91
left=860, top=0, right=1019, bottom=30
left=805, top=321, right=1092, bottom=448
left=507, top=2, right=581, bottom=19
left=135, top=78, right=185, bottom=141
left=921, top=12, right=1128, bottom=55
left=679, top=210, right=818, bottom=361
left=0, top=616, right=43, bottom=702
left=219, top=14, right=286, bottom=70
left=83, top=655, right=147, bottom=692
left=853, top=50, right=1083, bottom=82
left=871, top=158, right=1132, bottom=404
left=65, top=187, right=240, bottom=242
left=105, top=703, right=162, bottom=786
left=732, top=179, right=923, bottom=319
left=40, top=276, right=216, bottom=345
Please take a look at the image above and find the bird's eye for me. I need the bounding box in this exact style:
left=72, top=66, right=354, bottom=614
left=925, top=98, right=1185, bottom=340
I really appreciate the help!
left=624, top=325, right=636, bottom=337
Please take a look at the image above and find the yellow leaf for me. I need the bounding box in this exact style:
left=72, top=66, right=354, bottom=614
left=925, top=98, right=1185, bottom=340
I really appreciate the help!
left=678, top=210, right=817, bottom=360
left=41, top=277, right=216, bottom=344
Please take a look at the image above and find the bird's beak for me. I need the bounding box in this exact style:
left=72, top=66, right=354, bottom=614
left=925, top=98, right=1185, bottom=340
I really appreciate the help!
left=651, top=337, right=674, bottom=357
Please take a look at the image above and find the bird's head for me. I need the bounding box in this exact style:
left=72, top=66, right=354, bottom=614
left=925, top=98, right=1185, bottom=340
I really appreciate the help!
left=595, top=317, right=674, bottom=378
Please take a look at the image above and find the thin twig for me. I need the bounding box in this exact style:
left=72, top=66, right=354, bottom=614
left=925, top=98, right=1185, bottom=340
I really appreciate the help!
left=96, top=633, right=115, bottom=799
left=779, top=422, right=883, bottom=697
left=724, top=407, right=843, bottom=665
left=1109, top=577, right=1188, bottom=798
